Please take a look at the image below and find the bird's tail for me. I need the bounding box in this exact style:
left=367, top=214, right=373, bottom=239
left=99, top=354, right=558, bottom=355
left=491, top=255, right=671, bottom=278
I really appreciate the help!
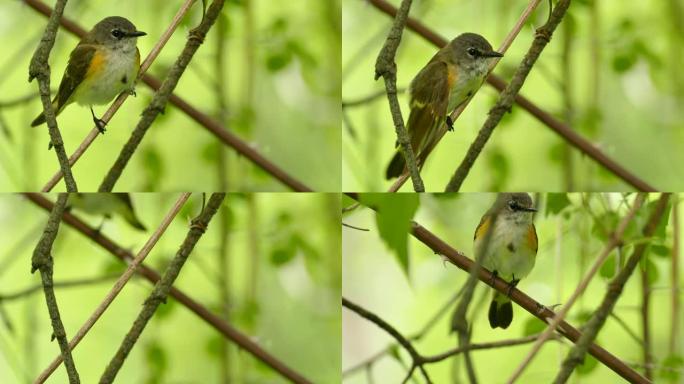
left=30, top=99, right=60, bottom=127
left=488, top=290, right=513, bottom=329
left=122, top=211, right=147, bottom=232
left=385, top=150, right=405, bottom=179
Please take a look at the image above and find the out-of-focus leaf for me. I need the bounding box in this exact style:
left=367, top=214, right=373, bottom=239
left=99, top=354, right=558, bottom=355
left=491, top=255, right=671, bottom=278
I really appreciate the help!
left=546, top=193, right=571, bottom=216
left=650, top=244, right=670, bottom=258
left=659, top=354, right=683, bottom=381
left=591, top=211, right=618, bottom=241
left=640, top=256, right=659, bottom=285
left=599, top=253, right=617, bottom=279
left=486, top=148, right=509, bottom=191
left=145, top=341, right=167, bottom=383
left=155, top=298, right=177, bottom=320
left=359, top=194, right=419, bottom=276
left=142, top=146, right=164, bottom=191
left=576, top=354, right=599, bottom=375
left=205, top=335, right=224, bottom=359
left=522, top=317, right=546, bottom=336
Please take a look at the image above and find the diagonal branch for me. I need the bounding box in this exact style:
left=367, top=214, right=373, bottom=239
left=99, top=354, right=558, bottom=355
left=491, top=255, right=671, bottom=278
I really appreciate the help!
left=24, top=193, right=314, bottom=384
left=553, top=194, right=671, bottom=384
left=99, top=193, right=225, bottom=383
left=374, top=0, right=424, bottom=192
left=369, top=0, right=656, bottom=192
left=26, top=0, right=313, bottom=192
left=97, top=0, right=226, bottom=192
left=33, top=193, right=191, bottom=384
left=347, top=193, right=650, bottom=384
left=30, top=193, right=79, bottom=383
left=27, top=0, right=77, bottom=192
left=506, top=193, right=646, bottom=383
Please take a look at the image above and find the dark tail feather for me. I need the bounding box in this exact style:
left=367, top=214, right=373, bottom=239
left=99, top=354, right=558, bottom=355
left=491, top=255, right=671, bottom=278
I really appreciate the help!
left=385, top=151, right=405, bottom=179
left=31, top=113, right=46, bottom=127
left=488, top=292, right=513, bottom=329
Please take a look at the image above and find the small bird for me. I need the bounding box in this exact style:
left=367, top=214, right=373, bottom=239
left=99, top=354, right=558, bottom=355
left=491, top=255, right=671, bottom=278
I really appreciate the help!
left=68, top=193, right=147, bottom=232
left=385, top=33, right=502, bottom=179
left=31, top=16, right=146, bottom=133
left=473, top=193, right=538, bottom=329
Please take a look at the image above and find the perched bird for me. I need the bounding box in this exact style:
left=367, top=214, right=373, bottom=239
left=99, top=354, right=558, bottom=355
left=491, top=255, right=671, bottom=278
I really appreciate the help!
left=31, top=17, right=146, bottom=133
left=68, top=193, right=146, bottom=232
left=474, top=193, right=537, bottom=329
left=385, top=33, right=502, bottom=179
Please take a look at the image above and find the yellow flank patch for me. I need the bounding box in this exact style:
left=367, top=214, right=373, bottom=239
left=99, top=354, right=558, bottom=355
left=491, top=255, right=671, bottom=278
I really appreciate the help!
left=526, top=225, right=538, bottom=253
left=474, top=215, right=490, bottom=241
left=86, top=49, right=107, bottom=79
left=447, top=63, right=458, bottom=88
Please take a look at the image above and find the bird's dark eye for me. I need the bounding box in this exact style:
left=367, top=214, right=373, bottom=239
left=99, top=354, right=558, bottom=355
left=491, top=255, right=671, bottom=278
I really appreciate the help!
left=467, top=47, right=479, bottom=57
left=111, top=29, right=124, bottom=39
left=508, top=201, right=518, bottom=210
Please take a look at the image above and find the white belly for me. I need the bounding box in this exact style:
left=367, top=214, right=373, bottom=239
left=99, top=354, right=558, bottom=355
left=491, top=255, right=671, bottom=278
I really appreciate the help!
left=476, top=217, right=536, bottom=282
left=74, top=48, right=138, bottom=106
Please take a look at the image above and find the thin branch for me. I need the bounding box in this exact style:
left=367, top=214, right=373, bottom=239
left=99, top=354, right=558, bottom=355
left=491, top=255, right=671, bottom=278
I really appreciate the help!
left=552, top=194, right=671, bottom=384
left=421, top=333, right=559, bottom=364
left=346, top=193, right=650, bottom=384
left=99, top=193, right=225, bottom=383
left=24, top=193, right=314, bottom=384
left=342, top=88, right=406, bottom=108
left=26, top=0, right=313, bottom=193
left=374, top=0, right=424, bottom=192
left=370, top=0, right=656, bottom=192
left=671, top=198, right=680, bottom=355
left=506, top=193, right=646, bottom=383
left=30, top=193, right=79, bottom=383
left=342, top=297, right=432, bottom=384
left=640, top=254, right=653, bottom=380
left=34, top=193, right=191, bottom=384
left=444, top=0, right=571, bottom=192
left=27, top=0, right=77, bottom=192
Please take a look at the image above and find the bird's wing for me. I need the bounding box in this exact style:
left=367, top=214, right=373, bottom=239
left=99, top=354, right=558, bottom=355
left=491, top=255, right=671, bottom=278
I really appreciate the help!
left=526, top=224, right=538, bottom=254
left=405, top=60, right=450, bottom=159
left=53, top=43, right=98, bottom=109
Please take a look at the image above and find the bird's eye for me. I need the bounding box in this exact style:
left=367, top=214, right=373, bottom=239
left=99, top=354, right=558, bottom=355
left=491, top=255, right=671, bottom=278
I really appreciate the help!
left=111, top=29, right=124, bottom=39
left=508, top=201, right=518, bottom=210
left=467, top=47, right=479, bottom=57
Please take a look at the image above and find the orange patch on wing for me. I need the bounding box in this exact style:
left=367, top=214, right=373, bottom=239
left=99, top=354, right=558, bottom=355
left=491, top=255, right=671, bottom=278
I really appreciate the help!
left=526, top=225, right=538, bottom=253
left=474, top=215, right=491, bottom=241
left=86, top=49, right=106, bottom=79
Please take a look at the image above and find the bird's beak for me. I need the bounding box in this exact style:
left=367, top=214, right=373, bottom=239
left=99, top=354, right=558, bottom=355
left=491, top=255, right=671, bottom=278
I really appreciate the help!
left=483, top=50, right=503, bottom=58
left=522, top=206, right=537, bottom=212
left=126, top=30, right=147, bottom=38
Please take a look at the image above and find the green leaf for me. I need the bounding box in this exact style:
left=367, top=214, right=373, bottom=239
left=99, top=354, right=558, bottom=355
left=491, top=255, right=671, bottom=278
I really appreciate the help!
left=522, top=317, right=546, bottom=336
left=659, top=354, right=683, bottom=381
left=592, top=211, right=618, bottom=241
left=640, top=256, right=659, bottom=285
left=145, top=341, right=167, bottom=377
left=270, top=242, right=297, bottom=266
left=599, top=253, right=616, bottom=279
left=650, top=244, right=671, bottom=258
left=546, top=193, right=571, bottom=216
left=359, top=194, right=420, bottom=276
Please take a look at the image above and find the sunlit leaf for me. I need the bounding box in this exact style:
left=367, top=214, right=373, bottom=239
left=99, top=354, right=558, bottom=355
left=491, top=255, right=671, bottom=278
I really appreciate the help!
left=546, top=193, right=571, bottom=216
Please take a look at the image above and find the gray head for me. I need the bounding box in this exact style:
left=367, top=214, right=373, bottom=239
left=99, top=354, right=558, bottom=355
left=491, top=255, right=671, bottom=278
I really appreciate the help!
left=88, top=16, right=146, bottom=49
left=446, top=33, right=502, bottom=77
left=489, top=193, right=536, bottom=223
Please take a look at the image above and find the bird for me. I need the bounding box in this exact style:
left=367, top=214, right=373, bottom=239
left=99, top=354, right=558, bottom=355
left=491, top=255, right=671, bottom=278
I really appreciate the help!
left=385, top=33, right=502, bottom=179
left=68, top=193, right=147, bottom=232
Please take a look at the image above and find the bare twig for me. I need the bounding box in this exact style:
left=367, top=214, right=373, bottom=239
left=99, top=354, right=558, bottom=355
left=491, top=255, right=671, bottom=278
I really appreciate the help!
left=374, top=0, right=424, bottom=192
left=640, top=250, right=653, bottom=380
left=0, top=274, right=119, bottom=302
left=34, top=193, right=191, bottom=384
left=30, top=193, right=79, bottom=383
left=24, top=193, right=314, bottom=384
left=506, top=193, right=646, bottom=383
left=444, top=0, right=571, bottom=192
left=343, top=297, right=432, bottom=384
left=369, top=0, right=656, bottom=192
left=99, top=193, right=225, bottom=383
left=27, top=0, right=77, bottom=192
left=552, top=194, right=671, bottom=384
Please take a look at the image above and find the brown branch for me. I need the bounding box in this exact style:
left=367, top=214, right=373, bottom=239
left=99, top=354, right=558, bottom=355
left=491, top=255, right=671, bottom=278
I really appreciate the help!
left=552, top=194, right=671, bottom=384
left=25, top=0, right=313, bottom=193
left=24, top=193, right=314, bottom=384
left=34, top=193, right=191, bottom=384
left=27, top=0, right=77, bottom=192
left=374, top=0, right=424, bottom=192
left=99, top=193, right=225, bottom=383
left=347, top=192, right=650, bottom=384
left=0, top=274, right=118, bottom=302
left=342, top=297, right=432, bottom=384
left=640, top=252, right=653, bottom=380
left=368, top=0, right=656, bottom=192
left=444, top=0, right=571, bottom=192
left=30, top=193, right=79, bottom=383
left=97, top=0, right=226, bottom=192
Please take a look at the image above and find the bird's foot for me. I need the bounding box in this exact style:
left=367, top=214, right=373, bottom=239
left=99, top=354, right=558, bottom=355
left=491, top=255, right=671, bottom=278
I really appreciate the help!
left=446, top=116, right=454, bottom=131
